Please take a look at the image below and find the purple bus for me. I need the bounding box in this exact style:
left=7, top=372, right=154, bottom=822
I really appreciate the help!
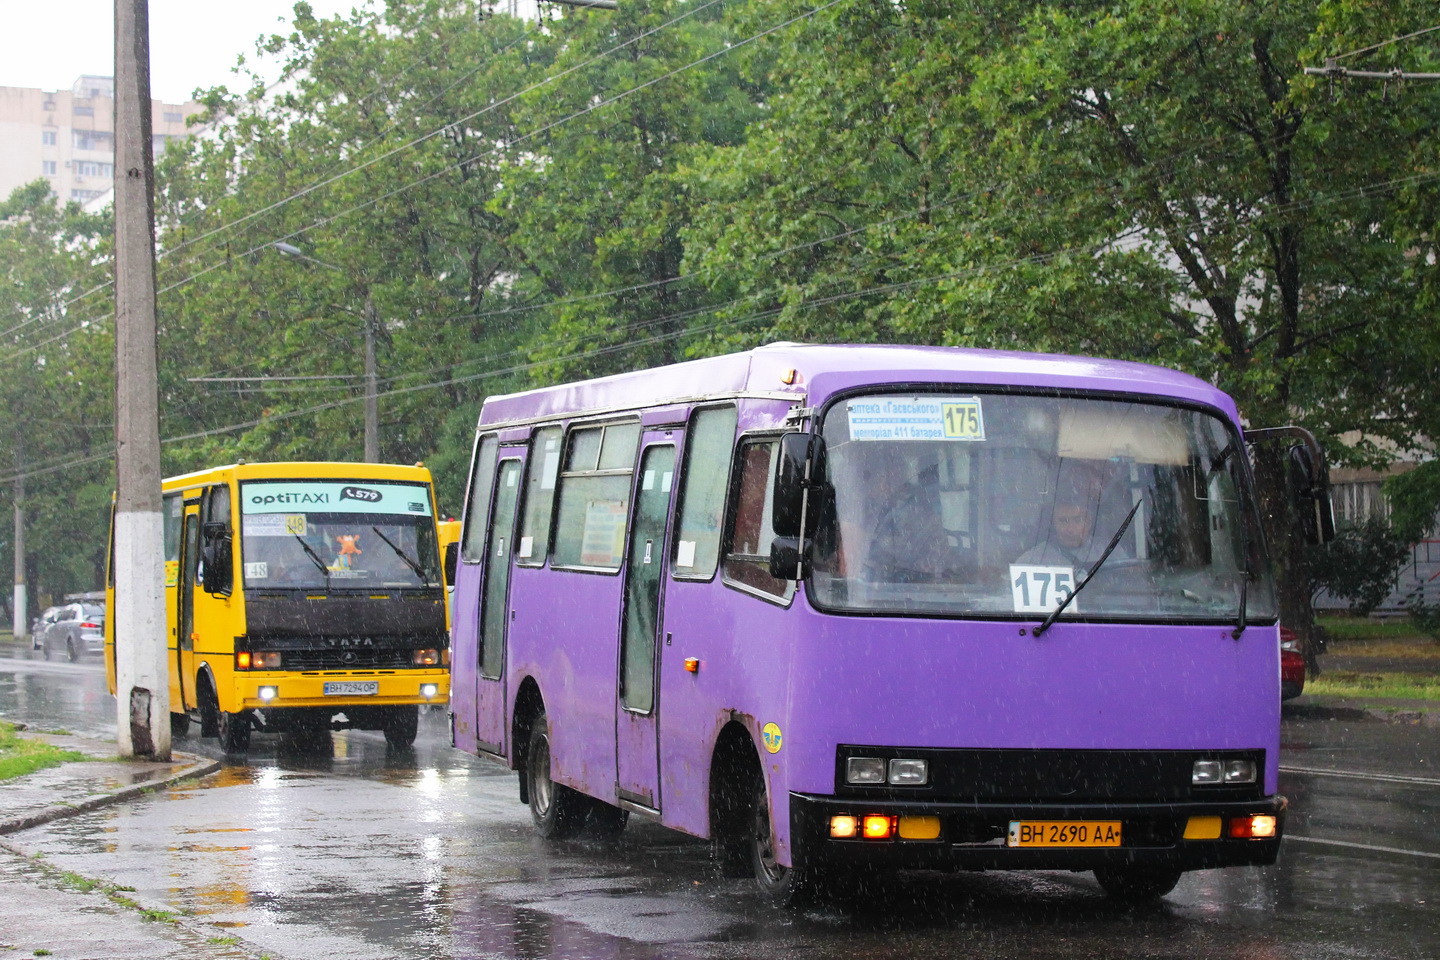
left=449, top=344, right=1330, bottom=904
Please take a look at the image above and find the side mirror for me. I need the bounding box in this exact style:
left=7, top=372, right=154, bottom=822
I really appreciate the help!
left=443, top=542, right=458, bottom=586
left=200, top=522, right=233, bottom=596
left=1287, top=443, right=1336, bottom=545
left=772, top=432, right=826, bottom=539
left=1245, top=425, right=1336, bottom=546
left=769, top=536, right=811, bottom=580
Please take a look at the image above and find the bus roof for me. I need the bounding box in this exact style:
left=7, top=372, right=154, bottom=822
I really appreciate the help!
left=160, top=461, right=434, bottom=491
left=478, top=343, right=1238, bottom=427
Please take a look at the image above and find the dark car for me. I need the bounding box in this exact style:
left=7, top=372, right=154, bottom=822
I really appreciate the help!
left=39, top=602, right=105, bottom=662
left=1280, top=626, right=1305, bottom=700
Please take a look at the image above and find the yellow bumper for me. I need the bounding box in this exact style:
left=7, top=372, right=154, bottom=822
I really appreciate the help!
left=229, top=670, right=450, bottom=709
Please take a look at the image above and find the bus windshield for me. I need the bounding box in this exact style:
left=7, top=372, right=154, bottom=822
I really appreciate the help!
left=239, top=479, right=441, bottom=590
left=810, top=391, right=1277, bottom=622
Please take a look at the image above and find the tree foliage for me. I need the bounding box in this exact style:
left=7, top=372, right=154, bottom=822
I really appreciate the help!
left=3, top=0, right=1439, bottom=616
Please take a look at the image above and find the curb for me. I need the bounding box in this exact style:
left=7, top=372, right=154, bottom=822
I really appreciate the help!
left=1283, top=699, right=1438, bottom=727
left=0, top=752, right=221, bottom=836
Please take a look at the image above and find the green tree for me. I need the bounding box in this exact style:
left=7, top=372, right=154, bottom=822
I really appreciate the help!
left=151, top=0, right=545, bottom=494
left=0, top=182, right=114, bottom=601
left=681, top=0, right=1440, bottom=645
left=491, top=0, right=770, bottom=382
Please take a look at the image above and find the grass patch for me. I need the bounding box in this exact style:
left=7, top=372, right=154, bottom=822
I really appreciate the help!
left=1318, top=615, right=1433, bottom=644
left=0, top=721, right=91, bottom=782
left=1324, top=640, right=1440, bottom=661
left=208, top=936, right=241, bottom=946
left=1306, top=671, right=1440, bottom=702
left=60, top=871, right=103, bottom=893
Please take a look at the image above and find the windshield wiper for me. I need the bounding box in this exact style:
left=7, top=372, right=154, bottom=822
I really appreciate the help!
left=371, top=526, right=429, bottom=583
left=293, top=534, right=332, bottom=588
left=1033, top=499, right=1143, bottom=638
left=1233, top=516, right=1251, bottom=640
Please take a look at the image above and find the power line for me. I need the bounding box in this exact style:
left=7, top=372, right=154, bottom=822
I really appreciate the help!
left=0, top=0, right=739, bottom=359
left=0, top=2, right=668, bottom=346
left=1330, top=23, right=1440, bottom=61
left=3, top=163, right=1425, bottom=489
left=0, top=0, right=833, bottom=365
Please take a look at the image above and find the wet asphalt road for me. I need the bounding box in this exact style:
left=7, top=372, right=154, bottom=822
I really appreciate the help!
left=2, top=644, right=1437, bottom=960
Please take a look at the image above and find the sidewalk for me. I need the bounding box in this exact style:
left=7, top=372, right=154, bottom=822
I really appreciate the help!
left=1283, top=695, right=1439, bottom=727
left=0, top=727, right=272, bottom=960
left=1291, top=641, right=1440, bottom=727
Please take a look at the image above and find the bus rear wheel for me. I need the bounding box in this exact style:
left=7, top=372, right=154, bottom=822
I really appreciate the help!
left=1093, top=865, right=1183, bottom=901
left=382, top=705, right=419, bottom=749
left=525, top=711, right=586, bottom=839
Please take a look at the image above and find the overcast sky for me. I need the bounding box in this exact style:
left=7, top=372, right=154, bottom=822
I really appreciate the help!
left=0, top=1, right=372, bottom=103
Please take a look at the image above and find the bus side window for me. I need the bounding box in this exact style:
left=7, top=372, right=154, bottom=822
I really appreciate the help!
left=162, top=492, right=183, bottom=565
left=517, top=425, right=562, bottom=566
left=552, top=422, right=641, bottom=570
left=722, top=438, right=793, bottom=601
left=462, top=435, right=499, bottom=563
left=672, top=405, right=737, bottom=580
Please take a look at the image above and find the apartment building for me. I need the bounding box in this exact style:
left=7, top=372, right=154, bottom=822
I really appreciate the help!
left=0, top=75, right=201, bottom=206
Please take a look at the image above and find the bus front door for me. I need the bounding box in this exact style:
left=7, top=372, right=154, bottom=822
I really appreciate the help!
left=475, top=456, right=524, bottom=755
left=615, top=441, right=677, bottom=811
left=176, top=508, right=201, bottom=712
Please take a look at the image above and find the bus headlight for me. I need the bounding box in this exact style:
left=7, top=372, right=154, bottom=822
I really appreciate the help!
left=258, top=686, right=278, bottom=702
left=846, top=757, right=886, bottom=784
left=421, top=684, right=439, bottom=699
left=888, top=758, right=928, bottom=785
left=1223, top=760, right=1257, bottom=784
left=413, top=648, right=441, bottom=666
left=1192, top=760, right=1222, bottom=784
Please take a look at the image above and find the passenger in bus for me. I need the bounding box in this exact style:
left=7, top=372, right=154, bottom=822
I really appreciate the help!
left=861, top=458, right=961, bottom=583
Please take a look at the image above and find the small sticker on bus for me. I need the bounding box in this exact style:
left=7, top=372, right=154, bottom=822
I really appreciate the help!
left=762, top=722, right=783, bottom=754
left=675, top=540, right=697, bottom=569
left=243, top=514, right=293, bottom=537
left=245, top=562, right=269, bottom=579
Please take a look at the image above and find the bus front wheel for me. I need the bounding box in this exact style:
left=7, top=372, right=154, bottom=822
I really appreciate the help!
left=382, top=705, right=419, bottom=749
left=218, top=708, right=251, bottom=755
left=525, top=711, right=586, bottom=839
left=750, top=776, right=813, bottom=907
left=1093, top=865, right=1183, bottom=901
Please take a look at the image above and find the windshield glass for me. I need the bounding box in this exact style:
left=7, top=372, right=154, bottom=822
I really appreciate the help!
left=239, top=479, right=440, bottom=590
left=810, top=392, right=1276, bottom=622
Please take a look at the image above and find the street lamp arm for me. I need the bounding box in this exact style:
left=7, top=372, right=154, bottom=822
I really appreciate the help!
left=271, top=242, right=345, bottom=273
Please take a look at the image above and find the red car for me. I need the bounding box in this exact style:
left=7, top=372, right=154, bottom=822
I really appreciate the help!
left=1280, top=626, right=1305, bottom=700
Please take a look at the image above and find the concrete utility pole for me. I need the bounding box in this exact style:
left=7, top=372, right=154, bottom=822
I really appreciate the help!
left=11, top=452, right=25, bottom=643
left=113, top=0, right=170, bottom=760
